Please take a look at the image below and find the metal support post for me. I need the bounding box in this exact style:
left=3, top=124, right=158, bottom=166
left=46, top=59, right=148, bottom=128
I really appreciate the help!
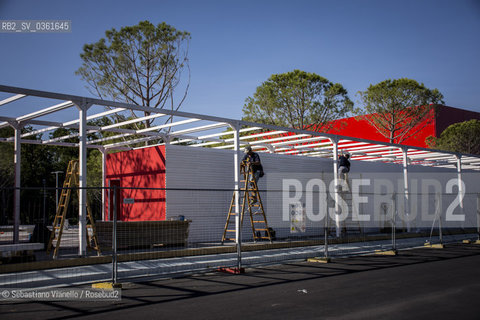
left=477, top=194, right=480, bottom=241
left=324, top=205, right=329, bottom=259
left=13, top=123, right=22, bottom=244
left=51, top=171, right=63, bottom=213
left=100, top=148, right=106, bottom=221
left=305, top=173, right=332, bottom=263
left=392, top=192, right=397, bottom=251
left=42, top=179, right=46, bottom=227
left=232, top=123, right=242, bottom=270
left=320, top=171, right=328, bottom=258
left=74, top=101, right=91, bottom=256
left=112, top=185, right=118, bottom=284
left=401, top=148, right=410, bottom=232
left=456, top=155, right=465, bottom=228
left=331, top=139, right=340, bottom=237
left=436, top=192, right=443, bottom=244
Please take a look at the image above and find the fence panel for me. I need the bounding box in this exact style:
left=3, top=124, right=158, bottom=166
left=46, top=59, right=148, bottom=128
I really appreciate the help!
left=1, top=174, right=479, bottom=288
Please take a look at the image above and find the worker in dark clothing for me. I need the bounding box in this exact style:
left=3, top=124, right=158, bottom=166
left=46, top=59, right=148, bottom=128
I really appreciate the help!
left=242, top=145, right=264, bottom=204
left=242, top=145, right=264, bottom=183
left=338, top=153, right=351, bottom=175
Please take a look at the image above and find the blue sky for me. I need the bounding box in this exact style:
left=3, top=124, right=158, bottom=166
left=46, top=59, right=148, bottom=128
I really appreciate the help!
left=1, top=0, right=479, bottom=120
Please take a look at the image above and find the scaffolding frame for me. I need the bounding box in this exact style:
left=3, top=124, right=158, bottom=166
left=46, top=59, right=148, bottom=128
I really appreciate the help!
left=1, top=84, right=480, bottom=254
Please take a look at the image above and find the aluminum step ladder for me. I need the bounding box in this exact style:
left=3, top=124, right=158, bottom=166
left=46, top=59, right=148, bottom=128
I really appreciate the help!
left=46, top=160, right=101, bottom=258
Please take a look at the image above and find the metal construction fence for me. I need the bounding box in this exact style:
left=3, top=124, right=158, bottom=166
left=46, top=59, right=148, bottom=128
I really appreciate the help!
left=0, top=183, right=479, bottom=288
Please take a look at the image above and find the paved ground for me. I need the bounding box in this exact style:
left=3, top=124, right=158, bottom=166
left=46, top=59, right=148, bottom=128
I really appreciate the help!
left=2, top=234, right=473, bottom=289
left=1, top=243, right=480, bottom=320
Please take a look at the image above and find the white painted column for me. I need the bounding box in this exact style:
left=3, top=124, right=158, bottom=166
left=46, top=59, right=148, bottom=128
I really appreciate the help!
left=232, top=123, right=241, bottom=269
left=477, top=194, right=480, bottom=241
left=13, top=123, right=22, bottom=244
left=331, top=139, right=340, bottom=237
left=76, top=101, right=90, bottom=256
left=436, top=192, right=443, bottom=243
left=401, top=148, right=410, bottom=232
left=456, top=155, right=465, bottom=224
left=101, top=148, right=106, bottom=221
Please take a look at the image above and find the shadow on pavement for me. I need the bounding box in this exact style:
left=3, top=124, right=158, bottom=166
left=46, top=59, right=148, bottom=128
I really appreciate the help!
left=2, top=243, right=480, bottom=320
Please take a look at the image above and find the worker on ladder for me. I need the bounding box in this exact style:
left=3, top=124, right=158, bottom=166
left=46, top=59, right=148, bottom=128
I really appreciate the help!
left=242, top=145, right=264, bottom=204
left=338, top=152, right=351, bottom=180
left=222, top=145, right=272, bottom=243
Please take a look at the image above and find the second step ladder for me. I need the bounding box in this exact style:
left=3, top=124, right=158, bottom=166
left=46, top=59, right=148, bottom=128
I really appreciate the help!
left=222, top=160, right=273, bottom=244
left=46, top=160, right=101, bottom=259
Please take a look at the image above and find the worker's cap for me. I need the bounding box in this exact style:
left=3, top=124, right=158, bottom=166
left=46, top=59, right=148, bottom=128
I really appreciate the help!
left=244, top=145, right=252, bottom=153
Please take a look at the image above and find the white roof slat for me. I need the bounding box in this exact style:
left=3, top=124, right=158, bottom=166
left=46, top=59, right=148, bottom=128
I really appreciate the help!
left=17, top=101, right=74, bottom=122
left=0, top=94, right=26, bottom=106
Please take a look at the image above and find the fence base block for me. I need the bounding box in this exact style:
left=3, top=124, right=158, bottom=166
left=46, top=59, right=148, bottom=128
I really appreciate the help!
left=474, top=240, right=480, bottom=245
left=424, top=242, right=444, bottom=249
left=375, top=250, right=398, bottom=256
left=92, top=282, right=123, bottom=289
left=307, top=257, right=331, bottom=263
left=462, top=240, right=471, bottom=244
left=217, top=267, right=245, bottom=274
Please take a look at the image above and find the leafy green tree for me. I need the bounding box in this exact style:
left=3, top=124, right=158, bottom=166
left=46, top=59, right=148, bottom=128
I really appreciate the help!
left=0, top=127, right=15, bottom=224
left=358, top=78, right=444, bottom=144
left=76, top=20, right=191, bottom=130
left=0, top=127, right=14, bottom=190
left=0, top=126, right=60, bottom=224
left=242, top=70, right=354, bottom=131
left=426, top=119, right=480, bottom=155
left=0, top=119, right=127, bottom=225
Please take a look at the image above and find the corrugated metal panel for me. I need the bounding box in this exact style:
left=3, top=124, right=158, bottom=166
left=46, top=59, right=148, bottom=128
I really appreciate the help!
left=165, top=145, right=234, bottom=243
left=262, top=152, right=332, bottom=239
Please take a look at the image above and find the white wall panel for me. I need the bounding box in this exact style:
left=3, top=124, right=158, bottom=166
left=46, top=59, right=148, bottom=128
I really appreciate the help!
left=165, top=145, right=480, bottom=243
left=165, top=145, right=234, bottom=243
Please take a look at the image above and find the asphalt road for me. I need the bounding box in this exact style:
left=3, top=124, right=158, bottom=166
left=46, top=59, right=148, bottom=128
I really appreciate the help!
left=2, top=243, right=480, bottom=320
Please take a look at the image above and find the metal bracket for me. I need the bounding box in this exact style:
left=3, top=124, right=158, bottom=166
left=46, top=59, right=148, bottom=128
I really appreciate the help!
left=72, top=99, right=93, bottom=111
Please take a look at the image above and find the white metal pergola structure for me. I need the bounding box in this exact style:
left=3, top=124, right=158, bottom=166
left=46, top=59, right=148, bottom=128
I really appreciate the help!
left=1, top=85, right=480, bottom=255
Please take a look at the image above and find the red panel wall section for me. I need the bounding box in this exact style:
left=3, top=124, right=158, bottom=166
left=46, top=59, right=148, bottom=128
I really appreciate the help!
left=105, top=146, right=166, bottom=221
left=326, top=106, right=480, bottom=148
left=325, top=110, right=436, bottom=148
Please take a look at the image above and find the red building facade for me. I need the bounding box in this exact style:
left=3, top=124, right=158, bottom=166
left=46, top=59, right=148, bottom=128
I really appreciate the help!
left=326, top=105, right=480, bottom=148
left=105, top=145, right=166, bottom=221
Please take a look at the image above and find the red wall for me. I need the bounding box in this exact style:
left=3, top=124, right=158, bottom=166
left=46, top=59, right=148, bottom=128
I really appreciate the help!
left=105, top=146, right=166, bottom=221
left=324, top=106, right=480, bottom=148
